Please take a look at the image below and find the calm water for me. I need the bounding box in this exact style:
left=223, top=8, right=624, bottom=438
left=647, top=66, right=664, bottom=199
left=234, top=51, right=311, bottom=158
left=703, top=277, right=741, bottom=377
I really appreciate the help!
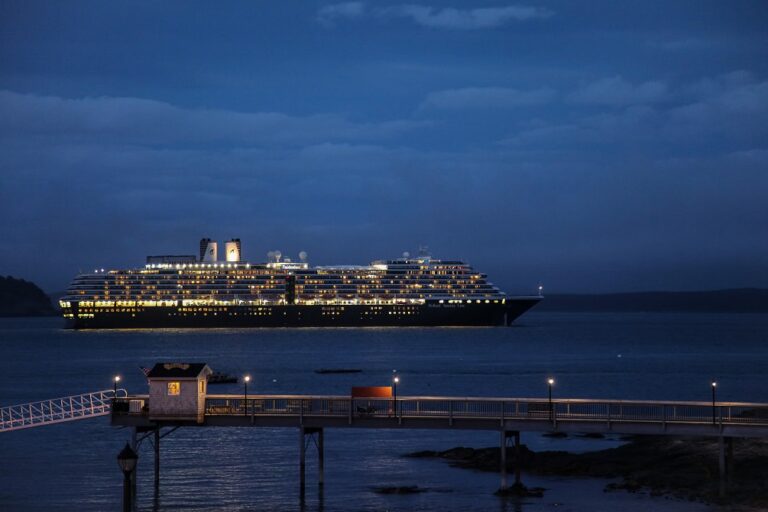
left=1, top=312, right=766, bottom=511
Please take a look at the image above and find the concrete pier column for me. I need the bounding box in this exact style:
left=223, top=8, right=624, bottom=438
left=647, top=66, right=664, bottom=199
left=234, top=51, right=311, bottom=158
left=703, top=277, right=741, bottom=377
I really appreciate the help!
left=154, top=428, right=160, bottom=490
left=718, top=436, right=726, bottom=498
left=500, top=430, right=507, bottom=490
left=514, top=431, right=521, bottom=487
left=299, top=427, right=307, bottom=499
left=130, top=428, right=138, bottom=512
left=727, top=437, right=734, bottom=486
left=318, top=428, right=325, bottom=487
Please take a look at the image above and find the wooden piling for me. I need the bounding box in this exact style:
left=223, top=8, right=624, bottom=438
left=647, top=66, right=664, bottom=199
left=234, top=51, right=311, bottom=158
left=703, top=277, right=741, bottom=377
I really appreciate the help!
left=499, top=430, right=507, bottom=490
left=154, top=428, right=160, bottom=490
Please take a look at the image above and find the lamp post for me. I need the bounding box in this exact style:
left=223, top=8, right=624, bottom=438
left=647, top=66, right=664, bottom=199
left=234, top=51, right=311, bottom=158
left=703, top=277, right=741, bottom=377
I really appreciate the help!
left=711, top=381, right=717, bottom=426
left=243, top=375, right=251, bottom=416
left=392, top=375, right=400, bottom=417
left=114, top=375, right=121, bottom=396
left=547, top=378, right=555, bottom=421
left=117, top=442, right=138, bottom=512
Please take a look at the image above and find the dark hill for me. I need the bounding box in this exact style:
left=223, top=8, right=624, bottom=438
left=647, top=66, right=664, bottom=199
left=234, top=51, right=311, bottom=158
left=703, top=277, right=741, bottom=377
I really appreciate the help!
left=536, top=288, right=768, bottom=313
left=0, top=276, right=57, bottom=317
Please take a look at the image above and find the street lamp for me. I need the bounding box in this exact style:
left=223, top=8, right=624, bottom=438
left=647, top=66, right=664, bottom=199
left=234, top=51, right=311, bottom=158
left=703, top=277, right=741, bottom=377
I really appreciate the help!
left=117, top=442, right=138, bottom=512
left=113, top=375, right=121, bottom=396
left=711, top=381, right=717, bottom=426
left=243, top=375, right=251, bottom=416
left=547, top=378, right=555, bottom=421
left=393, top=375, right=400, bottom=417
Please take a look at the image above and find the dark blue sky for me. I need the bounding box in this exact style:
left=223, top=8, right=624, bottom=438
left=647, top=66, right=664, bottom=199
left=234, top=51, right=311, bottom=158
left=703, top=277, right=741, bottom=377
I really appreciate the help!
left=1, top=1, right=767, bottom=293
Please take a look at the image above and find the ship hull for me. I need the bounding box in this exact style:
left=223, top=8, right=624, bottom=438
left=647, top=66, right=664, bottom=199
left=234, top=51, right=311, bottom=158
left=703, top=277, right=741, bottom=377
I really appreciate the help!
left=64, top=298, right=541, bottom=329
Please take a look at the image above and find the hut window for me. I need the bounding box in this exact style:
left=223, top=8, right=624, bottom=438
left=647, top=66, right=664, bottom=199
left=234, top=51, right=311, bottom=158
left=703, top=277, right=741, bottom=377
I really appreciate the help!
left=167, top=382, right=181, bottom=396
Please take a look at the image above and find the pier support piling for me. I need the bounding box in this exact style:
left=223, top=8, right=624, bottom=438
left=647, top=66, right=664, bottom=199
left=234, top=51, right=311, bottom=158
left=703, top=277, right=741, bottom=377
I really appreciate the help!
left=500, top=430, right=507, bottom=490
left=498, top=431, right=523, bottom=493
left=318, top=428, right=325, bottom=487
left=514, top=431, right=521, bottom=487
left=131, top=428, right=138, bottom=512
left=718, top=436, right=726, bottom=498
left=154, top=427, right=160, bottom=490
left=727, top=437, right=734, bottom=486
left=299, top=427, right=325, bottom=498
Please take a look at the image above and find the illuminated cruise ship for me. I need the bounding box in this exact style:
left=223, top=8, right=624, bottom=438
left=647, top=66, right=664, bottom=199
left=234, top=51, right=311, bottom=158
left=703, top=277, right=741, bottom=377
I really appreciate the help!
left=60, top=238, right=542, bottom=328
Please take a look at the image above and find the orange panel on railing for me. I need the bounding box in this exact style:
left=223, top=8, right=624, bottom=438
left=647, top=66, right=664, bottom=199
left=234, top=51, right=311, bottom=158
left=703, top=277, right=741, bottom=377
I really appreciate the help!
left=351, top=386, right=392, bottom=398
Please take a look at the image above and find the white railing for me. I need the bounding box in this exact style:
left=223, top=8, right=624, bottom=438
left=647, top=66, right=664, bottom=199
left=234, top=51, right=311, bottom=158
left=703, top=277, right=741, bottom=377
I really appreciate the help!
left=198, top=395, right=768, bottom=429
left=0, top=389, right=127, bottom=432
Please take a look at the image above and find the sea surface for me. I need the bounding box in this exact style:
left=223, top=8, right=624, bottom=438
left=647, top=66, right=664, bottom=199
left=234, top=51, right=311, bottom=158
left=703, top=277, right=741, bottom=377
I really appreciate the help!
left=1, top=312, right=766, bottom=511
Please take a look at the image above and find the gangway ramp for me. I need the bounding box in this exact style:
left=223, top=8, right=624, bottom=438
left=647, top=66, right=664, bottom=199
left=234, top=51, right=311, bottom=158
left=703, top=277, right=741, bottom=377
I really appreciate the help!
left=1, top=389, right=126, bottom=432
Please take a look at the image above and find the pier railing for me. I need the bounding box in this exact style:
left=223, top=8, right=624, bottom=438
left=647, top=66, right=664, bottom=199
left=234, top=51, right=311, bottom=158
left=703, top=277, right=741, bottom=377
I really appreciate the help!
left=194, top=395, right=768, bottom=427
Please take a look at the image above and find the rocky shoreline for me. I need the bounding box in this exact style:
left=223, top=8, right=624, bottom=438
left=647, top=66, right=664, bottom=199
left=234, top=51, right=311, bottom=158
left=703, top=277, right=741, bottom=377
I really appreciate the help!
left=407, top=436, right=768, bottom=509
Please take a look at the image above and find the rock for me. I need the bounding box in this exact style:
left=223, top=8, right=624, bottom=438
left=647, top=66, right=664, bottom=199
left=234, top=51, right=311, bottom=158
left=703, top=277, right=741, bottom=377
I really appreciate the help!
left=406, top=437, right=768, bottom=508
left=495, top=483, right=545, bottom=498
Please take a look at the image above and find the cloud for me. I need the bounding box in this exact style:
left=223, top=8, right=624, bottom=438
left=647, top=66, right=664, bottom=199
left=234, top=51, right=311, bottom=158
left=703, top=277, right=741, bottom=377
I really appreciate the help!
left=420, top=86, right=556, bottom=110
left=569, top=76, right=669, bottom=106
left=317, top=3, right=553, bottom=29
left=0, top=90, right=428, bottom=146
left=317, top=2, right=365, bottom=28
left=504, top=71, right=768, bottom=154
left=379, top=5, right=553, bottom=29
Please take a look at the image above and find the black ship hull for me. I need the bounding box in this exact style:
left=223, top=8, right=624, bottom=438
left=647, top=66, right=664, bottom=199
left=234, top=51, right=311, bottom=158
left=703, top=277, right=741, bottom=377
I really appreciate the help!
left=64, top=298, right=541, bottom=329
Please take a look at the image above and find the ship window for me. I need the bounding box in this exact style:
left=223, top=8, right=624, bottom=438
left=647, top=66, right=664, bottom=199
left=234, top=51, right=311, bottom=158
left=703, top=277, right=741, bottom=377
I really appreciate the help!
left=167, top=382, right=181, bottom=396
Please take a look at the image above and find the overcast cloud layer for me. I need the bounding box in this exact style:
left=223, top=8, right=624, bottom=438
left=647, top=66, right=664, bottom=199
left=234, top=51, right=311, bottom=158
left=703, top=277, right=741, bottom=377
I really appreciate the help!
left=1, top=1, right=767, bottom=293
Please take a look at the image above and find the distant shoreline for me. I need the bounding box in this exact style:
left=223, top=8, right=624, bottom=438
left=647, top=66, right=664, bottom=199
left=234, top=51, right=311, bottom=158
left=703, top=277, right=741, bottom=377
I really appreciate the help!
left=535, top=288, right=768, bottom=313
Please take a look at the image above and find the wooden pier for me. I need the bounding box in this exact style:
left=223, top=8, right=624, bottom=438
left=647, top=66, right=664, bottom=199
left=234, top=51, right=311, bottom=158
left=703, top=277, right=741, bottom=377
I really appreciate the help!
left=112, top=392, right=768, bottom=499
left=4, top=361, right=766, bottom=505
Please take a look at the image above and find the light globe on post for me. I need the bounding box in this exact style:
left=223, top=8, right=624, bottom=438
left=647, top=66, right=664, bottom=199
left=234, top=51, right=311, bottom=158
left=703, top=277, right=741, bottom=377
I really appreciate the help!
left=117, top=442, right=138, bottom=512
left=392, top=375, right=400, bottom=417
left=113, top=375, right=121, bottom=396
left=711, top=380, right=717, bottom=426
left=243, top=375, right=251, bottom=416
left=547, top=378, right=555, bottom=421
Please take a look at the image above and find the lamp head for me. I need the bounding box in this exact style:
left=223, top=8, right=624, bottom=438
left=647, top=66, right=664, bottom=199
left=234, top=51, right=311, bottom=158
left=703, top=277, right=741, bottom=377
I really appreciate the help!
left=114, top=375, right=121, bottom=383
left=711, top=381, right=717, bottom=388
left=547, top=378, right=555, bottom=386
left=244, top=375, right=251, bottom=383
left=117, top=442, right=138, bottom=474
left=393, top=376, right=400, bottom=384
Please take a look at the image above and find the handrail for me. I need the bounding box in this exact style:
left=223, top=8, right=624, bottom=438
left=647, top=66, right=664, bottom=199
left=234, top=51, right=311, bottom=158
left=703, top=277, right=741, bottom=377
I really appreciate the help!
left=192, top=394, right=768, bottom=428
left=1, top=389, right=127, bottom=432
left=201, top=394, right=767, bottom=408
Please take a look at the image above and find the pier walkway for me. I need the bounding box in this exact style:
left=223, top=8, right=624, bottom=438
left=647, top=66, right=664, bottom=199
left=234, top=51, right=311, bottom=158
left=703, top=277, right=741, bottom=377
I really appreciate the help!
left=115, top=393, right=768, bottom=437
left=4, top=388, right=768, bottom=500
left=113, top=393, right=768, bottom=497
left=1, top=389, right=126, bottom=432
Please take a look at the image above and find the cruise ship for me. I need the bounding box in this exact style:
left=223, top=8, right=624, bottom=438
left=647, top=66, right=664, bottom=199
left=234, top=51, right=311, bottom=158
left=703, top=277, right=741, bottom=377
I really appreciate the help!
left=60, top=238, right=542, bottom=329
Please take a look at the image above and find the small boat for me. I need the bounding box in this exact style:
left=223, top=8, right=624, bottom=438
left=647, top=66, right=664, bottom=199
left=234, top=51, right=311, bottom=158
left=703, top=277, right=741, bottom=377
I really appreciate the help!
left=208, top=372, right=238, bottom=384
left=315, top=368, right=363, bottom=374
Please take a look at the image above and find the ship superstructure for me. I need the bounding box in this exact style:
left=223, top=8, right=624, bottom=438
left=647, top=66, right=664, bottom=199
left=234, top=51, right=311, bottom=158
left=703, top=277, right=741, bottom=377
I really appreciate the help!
left=60, top=239, right=541, bottom=328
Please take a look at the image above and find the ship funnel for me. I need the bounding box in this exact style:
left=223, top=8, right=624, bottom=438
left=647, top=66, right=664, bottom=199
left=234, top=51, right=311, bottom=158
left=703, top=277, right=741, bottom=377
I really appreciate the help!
left=199, top=238, right=211, bottom=261
left=202, top=241, right=218, bottom=262
left=225, top=239, right=241, bottom=262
